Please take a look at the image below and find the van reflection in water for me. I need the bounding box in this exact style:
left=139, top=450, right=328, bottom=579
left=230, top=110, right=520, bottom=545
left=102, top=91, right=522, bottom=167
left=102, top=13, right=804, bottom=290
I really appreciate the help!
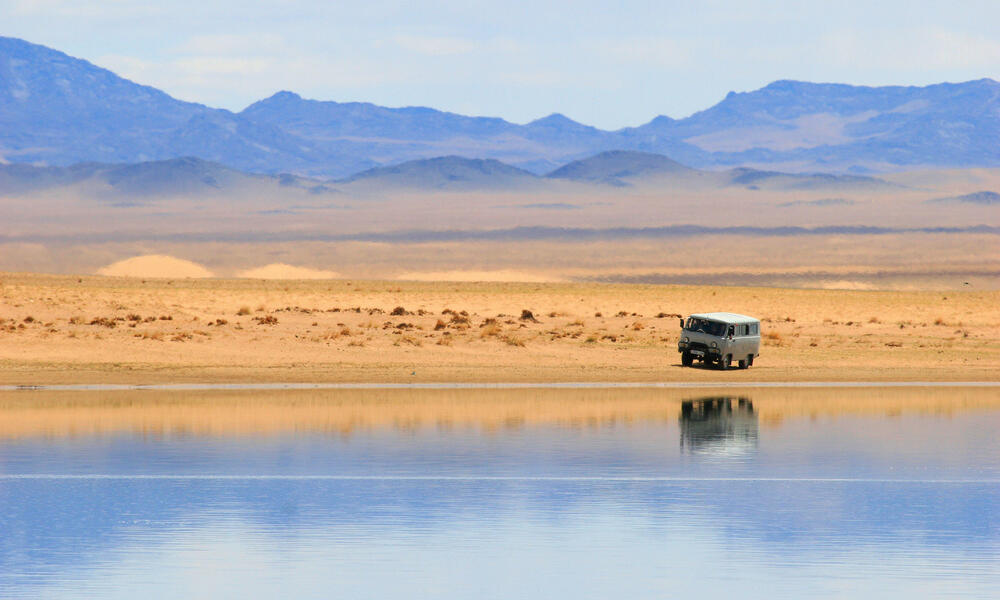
left=679, top=397, right=759, bottom=456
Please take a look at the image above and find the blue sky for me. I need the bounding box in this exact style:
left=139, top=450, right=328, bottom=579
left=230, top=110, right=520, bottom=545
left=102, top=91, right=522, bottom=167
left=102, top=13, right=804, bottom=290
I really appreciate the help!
left=4, top=0, right=1000, bottom=128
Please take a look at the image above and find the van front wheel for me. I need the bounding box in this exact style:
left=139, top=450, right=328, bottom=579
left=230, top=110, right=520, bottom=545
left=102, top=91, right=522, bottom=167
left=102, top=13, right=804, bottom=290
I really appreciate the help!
left=681, top=352, right=693, bottom=367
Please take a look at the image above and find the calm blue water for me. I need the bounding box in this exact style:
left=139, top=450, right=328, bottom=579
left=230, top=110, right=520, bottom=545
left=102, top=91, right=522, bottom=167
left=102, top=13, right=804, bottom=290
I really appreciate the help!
left=1, top=392, right=998, bottom=599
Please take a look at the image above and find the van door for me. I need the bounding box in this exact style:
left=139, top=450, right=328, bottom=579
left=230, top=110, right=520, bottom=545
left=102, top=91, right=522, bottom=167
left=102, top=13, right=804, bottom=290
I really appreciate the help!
left=737, top=324, right=750, bottom=358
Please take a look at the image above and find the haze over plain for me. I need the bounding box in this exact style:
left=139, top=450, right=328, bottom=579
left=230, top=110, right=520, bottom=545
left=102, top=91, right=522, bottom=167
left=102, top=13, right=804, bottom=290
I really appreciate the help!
left=0, top=6, right=997, bottom=287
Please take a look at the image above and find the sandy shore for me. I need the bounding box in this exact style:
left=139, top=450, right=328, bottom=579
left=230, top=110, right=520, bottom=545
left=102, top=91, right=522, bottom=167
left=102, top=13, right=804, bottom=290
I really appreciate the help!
left=1, top=272, right=997, bottom=384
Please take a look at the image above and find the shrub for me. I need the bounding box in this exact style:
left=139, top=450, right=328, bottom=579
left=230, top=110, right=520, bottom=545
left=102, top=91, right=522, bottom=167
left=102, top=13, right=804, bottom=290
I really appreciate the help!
left=237, top=306, right=251, bottom=316
left=254, top=315, right=278, bottom=325
left=480, top=322, right=502, bottom=338
left=391, top=306, right=408, bottom=316
left=501, top=334, right=526, bottom=347
left=519, top=309, right=537, bottom=322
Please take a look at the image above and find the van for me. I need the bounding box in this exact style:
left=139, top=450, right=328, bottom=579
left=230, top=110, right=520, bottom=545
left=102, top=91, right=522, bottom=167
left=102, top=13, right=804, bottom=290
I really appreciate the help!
left=677, top=312, right=761, bottom=370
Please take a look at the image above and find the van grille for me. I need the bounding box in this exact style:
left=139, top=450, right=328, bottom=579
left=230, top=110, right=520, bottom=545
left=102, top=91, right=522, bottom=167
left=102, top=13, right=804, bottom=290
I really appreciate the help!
left=687, top=342, right=710, bottom=353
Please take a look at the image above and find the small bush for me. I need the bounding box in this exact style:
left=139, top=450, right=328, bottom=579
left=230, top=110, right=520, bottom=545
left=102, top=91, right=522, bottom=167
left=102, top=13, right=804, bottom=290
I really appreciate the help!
left=237, top=306, right=251, bottom=316
left=480, top=322, right=502, bottom=338
left=23, top=316, right=35, bottom=323
left=391, top=306, right=408, bottom=316
left=501, top=334, right=526, bottom=347
left=631, top=321, right=645, bottom=331
left=434, top=319, right=446, bottom=330
left=519, top=309, right=537, bottom=322
left=89, top=317, right=117, bottom=328
left=69, top=316, right=85, bottom=325
left=159, top=315, right=172, bottom=321
left=254, top=315, right=278, bottom=325
left=127, top=314, right=142, bottom=322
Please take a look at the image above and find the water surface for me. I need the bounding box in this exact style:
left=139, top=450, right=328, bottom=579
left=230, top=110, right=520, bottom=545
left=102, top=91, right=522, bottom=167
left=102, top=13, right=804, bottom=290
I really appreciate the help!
left=1, top=387, right=998, bottom=598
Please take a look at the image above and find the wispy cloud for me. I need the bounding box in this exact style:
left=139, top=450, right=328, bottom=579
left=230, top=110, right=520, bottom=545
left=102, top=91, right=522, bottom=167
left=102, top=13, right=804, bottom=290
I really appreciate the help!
left=393, top=35, right=477, bottom=56
left=821, top=27, right=1000, bottom=71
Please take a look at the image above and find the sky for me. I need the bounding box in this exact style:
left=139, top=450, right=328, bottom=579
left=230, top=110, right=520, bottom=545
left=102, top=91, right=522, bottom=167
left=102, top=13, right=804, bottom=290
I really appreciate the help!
left=4, top=0, right=1000, bottom=129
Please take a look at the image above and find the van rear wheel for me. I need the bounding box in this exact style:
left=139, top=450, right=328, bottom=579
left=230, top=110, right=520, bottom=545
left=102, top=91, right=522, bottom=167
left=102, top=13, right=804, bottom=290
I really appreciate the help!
left=738, top=358, right=747, bottom=369
left=719, top=354, right=731, bottom=370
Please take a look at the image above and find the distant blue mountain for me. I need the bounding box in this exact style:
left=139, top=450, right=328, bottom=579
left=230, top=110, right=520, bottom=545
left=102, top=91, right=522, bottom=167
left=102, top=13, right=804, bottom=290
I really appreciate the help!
left=3, top=36, right=1000, bottom=177
left=546, top=150, right=693, bottom=186
left=0, top=37, right=373, bottom=177
left=340, top=156, right=540, bottom=190
left=0, top=156, right=293, bottom=198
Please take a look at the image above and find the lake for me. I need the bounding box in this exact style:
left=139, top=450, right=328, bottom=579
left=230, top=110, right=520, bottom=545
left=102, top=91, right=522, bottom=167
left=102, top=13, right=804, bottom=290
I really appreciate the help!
left=1, top=386, right=998, bottom=599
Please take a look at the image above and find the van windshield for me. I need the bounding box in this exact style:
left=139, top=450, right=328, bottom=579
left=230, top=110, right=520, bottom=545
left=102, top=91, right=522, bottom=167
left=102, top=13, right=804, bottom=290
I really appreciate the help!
left=685, top=318, right=726, bottom=337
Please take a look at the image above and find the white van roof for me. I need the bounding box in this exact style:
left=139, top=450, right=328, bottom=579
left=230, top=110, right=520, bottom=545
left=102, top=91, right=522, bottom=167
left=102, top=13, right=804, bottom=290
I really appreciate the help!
left=689, top=312, right=759, bottom=324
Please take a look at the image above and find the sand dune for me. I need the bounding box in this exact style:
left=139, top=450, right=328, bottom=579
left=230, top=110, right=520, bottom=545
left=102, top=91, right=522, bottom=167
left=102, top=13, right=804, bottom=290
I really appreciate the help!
left=96, top=255, right=213, bottom=278
left=395, top=269, right=563, bottom=283
left=238, top=263, right=342, bottom=280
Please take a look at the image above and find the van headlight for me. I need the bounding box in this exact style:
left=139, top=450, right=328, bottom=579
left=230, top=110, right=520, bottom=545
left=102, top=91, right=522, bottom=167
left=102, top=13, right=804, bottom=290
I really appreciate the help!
left=710, top=341, right=718, bottom=348
left=681, top=336, right=689, bottom=343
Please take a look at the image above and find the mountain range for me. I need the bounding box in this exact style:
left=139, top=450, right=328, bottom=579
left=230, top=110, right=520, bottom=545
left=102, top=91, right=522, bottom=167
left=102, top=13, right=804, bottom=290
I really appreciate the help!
left=1, top=151, right=899, bottom=199
left=3, top=36, right=1000, bottom=178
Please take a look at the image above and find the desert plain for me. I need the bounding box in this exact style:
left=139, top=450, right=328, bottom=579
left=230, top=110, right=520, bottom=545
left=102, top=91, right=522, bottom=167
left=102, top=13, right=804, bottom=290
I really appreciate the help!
left=3, top=153, right=998, bottom=386
left=1, top=269, right=997, bottom=385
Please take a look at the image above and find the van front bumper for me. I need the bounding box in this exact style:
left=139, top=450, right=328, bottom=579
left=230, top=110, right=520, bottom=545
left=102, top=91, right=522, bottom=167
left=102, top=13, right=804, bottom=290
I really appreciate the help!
left=678, top=342, right=720, bottom=357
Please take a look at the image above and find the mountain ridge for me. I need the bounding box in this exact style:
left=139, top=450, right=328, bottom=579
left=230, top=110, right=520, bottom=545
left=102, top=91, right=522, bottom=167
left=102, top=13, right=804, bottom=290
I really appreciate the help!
left=3, top=36, right=1000, bottom=177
